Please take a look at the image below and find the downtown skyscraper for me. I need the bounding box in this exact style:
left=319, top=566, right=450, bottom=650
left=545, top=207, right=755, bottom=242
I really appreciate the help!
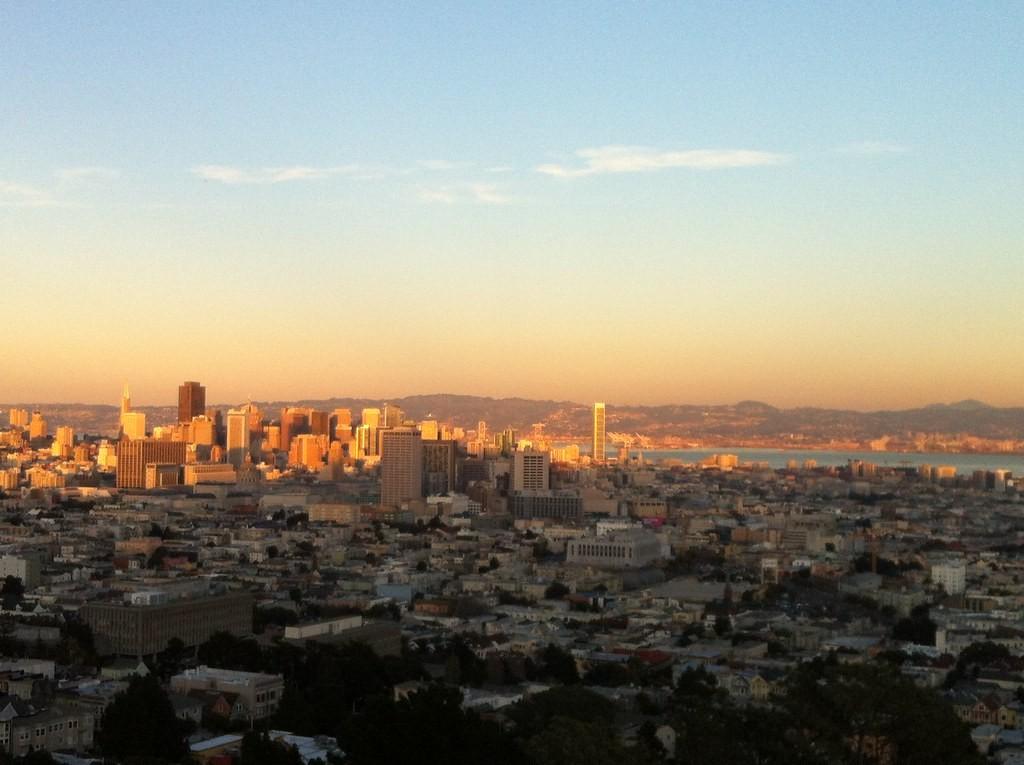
left=178, top=381, right=206, bottom=424
left=379, top=427, right=423, bottom=508
left=592, top=402, right=606, bottom=464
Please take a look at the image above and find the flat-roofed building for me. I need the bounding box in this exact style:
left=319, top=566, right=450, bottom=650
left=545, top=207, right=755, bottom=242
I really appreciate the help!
left=81, top=591, right=253, bottom=657
left=116, top=439, right=186, bottom=489
left=511, top=449, right=550, bottom=492
left=170, top=666, right=283, bottom=720
left=0, top=552, right=44, bottom=589
left=284, top=616, right=401, bottom=657
left=5, top=705, right=94, bottom=757
left=422, top=439, right=457, bottom=496
left=508, top=491, right=582, bottom=523
left=380, top=428, right=423, bottom=508
left=178, top=381, right=206, bottom=424
left=308, top=503, right=361, bottom=524
left=566, top=529, right=663, bottom=568
left=184, top=463, right=238, bottom=485
left=145, top=463, right=181, bottom=490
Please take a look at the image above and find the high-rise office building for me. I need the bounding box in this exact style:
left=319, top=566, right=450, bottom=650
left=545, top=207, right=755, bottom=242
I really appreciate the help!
left=8, top=409, right=28, bottom=429
left=204, top=407, right=224, bottom=445
left=118, top=384, right=147, bottom=439
left=266, top=424, right=281, bottom=451
left=382, top=404, right=404, bottom=428
left=499, top=427, right=517, bottom=455
left=28, top=411, right=48, bottom=440
left=309, top=410, right=330, bottom=438
left=419, top=419, right=439, bottom=441
left=511, top=448, right=550, bottom=492
left=247, top=404, right=263, bottom=442
left=331, top=408, right=353, bottom=437
left=290, top=434, right=326, bottom=470
left=380, top=427, right=423, bottom=508
left=355, top=424, right=377, bottom=458
left=361, top=408, right=381, bottom=429
left=280, top=407, right=309, bottom=452
left=422, top=439, right=457, bottom=496
left=178, top=381, right=206, bottom=424
left=116, top=438, right=187, bottom=489
left=226, top=408, right=250, bottom=468
left=52, top=426, right=75, bottom=458
left=190, top=416, right=216, bottom=446
left=592, top=402, right=606, bottom=464
left=121, top=412, right=147, bottom=440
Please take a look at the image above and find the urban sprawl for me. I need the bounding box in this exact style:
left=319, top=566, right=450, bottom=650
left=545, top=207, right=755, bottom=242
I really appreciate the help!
left=0, top=381, right=1023, bottom=764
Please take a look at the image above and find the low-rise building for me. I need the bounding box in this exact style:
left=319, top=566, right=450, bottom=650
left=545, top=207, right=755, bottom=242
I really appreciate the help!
left=170, top=666, right=284, bottom=720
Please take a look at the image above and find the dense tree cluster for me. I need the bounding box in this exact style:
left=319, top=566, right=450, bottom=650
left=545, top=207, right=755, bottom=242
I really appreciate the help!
left=96, top=675, right=189, bottom=761
left=86, top=628, right=982, bottom=765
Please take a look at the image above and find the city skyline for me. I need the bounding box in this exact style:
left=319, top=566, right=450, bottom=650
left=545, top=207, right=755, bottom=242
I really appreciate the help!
left=2, top=5, right=1023, bottom=761
left=3, top=385, right=1023, bottom=414
left=3, top=3, right=1022, bottom=408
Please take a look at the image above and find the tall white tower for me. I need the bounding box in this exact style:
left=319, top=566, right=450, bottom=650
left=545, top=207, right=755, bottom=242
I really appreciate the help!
left=592, top=402, right=606, bottom=464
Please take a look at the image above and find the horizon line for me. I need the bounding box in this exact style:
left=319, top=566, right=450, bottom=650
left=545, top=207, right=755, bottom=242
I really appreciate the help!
left=1, top=393, right=1018, bottom=415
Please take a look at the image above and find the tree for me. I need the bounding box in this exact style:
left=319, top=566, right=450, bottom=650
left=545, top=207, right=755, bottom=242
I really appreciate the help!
left=341, top=685, right=520, bottom=765
left=957, top=641, right=1011, bottom=668
left=782, top=661, right=982, bottom=765
left=446, top=636, right=486, bottom=686
left=525, top=717, right=625, bottom=765
left=146, top=546, right=169, bottom=569
left=544, top=582, right=570, bottom=600
left=538, top=643, right=579, bottom=685
left=713, top=614, right=731, bottom=636
left=57, top=619, right=98, bottom=666
left=198, top=631, right=262, bottom=671
left=506, top=686, right=615, bottom=741
left=269, top=641, right=396, bottom=737
left=583, top=661, right=633, bottom=687
left=156, top=637, right=187, bottom=679
left=254, top=606, right=300, bottom=633
left=1, top=576, right=24, bottom=609
left=239, top=731, right=303, bottom=765
left=892, top=605, right=937, bottom=646
left=97, top=674, right=188, bottom=761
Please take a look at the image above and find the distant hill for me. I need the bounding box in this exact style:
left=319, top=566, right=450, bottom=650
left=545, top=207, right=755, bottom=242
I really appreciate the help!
left=3, top=395, right=1022, bottom=447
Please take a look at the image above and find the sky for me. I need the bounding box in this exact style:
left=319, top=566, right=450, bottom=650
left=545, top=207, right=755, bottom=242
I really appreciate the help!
left=1, top=2, right=1022, bottom=410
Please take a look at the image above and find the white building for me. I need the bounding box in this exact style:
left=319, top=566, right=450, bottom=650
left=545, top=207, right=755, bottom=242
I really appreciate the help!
left=932, top=560, right=967, bottom=595
left=0, top=552, right=43, bottom=589
left=566, top=529, right=663, bottom=568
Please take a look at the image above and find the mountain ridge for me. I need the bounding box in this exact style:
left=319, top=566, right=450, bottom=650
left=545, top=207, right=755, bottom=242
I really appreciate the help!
left=4, top=396, right=1023, bottom=447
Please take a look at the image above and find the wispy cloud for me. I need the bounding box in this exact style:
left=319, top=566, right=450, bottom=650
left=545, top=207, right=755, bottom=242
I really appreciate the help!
left=417, top=188, right=457, bottom=204
left=416, top=183, right=512, bottom=206
left=417, top=159, right=470, bottom=171
left=468, top=183, right=510, bottom=204
left=536, top=145, right=789, bottom=178
left=835, top=141, right=909, bottom=155
left=485, top=165, right=514, bottom=174
left=56, top=166, right=120, bottom=183
left=0, top=180, right=63, bottom=208
left=191, top=164, right=364, bottom=185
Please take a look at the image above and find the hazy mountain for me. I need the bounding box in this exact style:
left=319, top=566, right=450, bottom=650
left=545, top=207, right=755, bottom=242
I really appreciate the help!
left=3, top=396, right=1022, bottom=446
